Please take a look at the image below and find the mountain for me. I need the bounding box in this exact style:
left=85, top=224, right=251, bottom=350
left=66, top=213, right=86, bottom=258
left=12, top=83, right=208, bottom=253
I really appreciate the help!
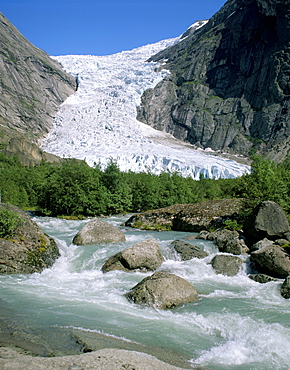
left=40, top=35, right=249, bottom=179
left=0, top=12, right=76, bottom=165
left=137, top=0, right=290, bottom=161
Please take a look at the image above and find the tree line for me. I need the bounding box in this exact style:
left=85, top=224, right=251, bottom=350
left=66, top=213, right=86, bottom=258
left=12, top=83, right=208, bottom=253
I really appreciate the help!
left=0, top=153, right=289, bottom=218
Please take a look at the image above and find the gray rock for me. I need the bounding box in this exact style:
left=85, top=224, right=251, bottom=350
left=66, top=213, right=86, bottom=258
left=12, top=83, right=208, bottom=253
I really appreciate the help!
left=251, top=238, right=274, bottom=252
left=206, top=228, right=249, bottom=255
left=171, top=240, right=208, bottom=260
left=102, top=239, right=163, bottom=273
left=280, top=276, right=290, bottom=299
left=248, top=274, right=277, bottom=284
left=250, top=245, right=290, bottom=278
left=73, top=218, right=125, bottom=245
left=210, top=254, right=243, bottom=276
left=244, top=201, right=290, bottom=244
left=0, top=204, right=60, bottom=274
left=125, top=271, right=198, bottom=309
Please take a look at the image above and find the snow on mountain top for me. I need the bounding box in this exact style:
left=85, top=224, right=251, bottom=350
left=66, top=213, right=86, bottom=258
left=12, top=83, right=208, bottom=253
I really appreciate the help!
left=41, top=30, right=249, bottom=179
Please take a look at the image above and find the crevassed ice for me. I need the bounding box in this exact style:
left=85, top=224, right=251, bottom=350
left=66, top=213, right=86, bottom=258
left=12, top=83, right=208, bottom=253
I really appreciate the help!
left=41, top=28, right=249, bottom=179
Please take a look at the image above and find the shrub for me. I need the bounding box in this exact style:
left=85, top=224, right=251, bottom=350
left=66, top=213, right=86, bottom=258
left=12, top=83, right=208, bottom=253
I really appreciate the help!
left=0, top=208, right=21, bottom=238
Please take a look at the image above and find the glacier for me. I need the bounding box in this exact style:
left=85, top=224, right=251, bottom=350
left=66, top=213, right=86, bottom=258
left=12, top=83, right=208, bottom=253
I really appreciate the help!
left=41, top=25, right=249, bottom=179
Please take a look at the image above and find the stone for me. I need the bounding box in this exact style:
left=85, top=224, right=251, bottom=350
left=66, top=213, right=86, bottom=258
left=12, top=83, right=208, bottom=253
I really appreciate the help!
left=244, top=201, right=290, bottom=244
left=125, top=271, right=198, bottom=309
left=280, top=276, right=290, bottom=299
left=0, top=204, right=60, bottom=274
left=73, top=218, right=125, bottom=245
left=248, top=274, right=277, bottom=283
left=171, top=240, right=208, bottom=260
left=210, top=254, right=243, bottom=276
left=206, top=228, right=249, bottom=255
left=251, top=238, right=274, bottom=252
left=250, top=245, right=290, bottom=278
left=102, top=239, right=163, bottom=273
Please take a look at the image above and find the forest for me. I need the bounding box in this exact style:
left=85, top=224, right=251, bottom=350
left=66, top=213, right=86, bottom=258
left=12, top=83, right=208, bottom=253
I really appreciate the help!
left=0, top=153, right=290, bottom=219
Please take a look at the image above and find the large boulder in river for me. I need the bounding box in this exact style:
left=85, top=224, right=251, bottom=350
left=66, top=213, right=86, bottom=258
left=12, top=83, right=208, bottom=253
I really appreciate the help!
left=171, top=240, right=208, bottom=260
left=250, top=245, right=290, bottom=278
left=210, top=254, right=243, bottom=276
left=244, top=201, right=290, bottom=244
left=199, top=228, right=249, bottom=255
left=73, top=218, right=125, bottom=245
left=125, top=199, right=243, bottom=232
left=102, top=239, right=163, bottom=273
left=0, top=203, right=60, bottom=274
left=125, top=271, right=198, bottom=309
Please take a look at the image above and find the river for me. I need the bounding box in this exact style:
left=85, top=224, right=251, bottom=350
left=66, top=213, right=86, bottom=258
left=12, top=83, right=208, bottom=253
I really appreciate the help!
left=1, top=215, right=290, bottom=369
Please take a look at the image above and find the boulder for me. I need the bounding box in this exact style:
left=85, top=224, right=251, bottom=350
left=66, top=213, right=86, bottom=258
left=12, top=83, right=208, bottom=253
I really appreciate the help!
left=244, top=201, right=290, bottom=244
left=102, top=239, right=163, bottom=273
left=280, top=276, right=290, bottom=299
left=171, top=240, right=208, bottom=260
left=125, top=271, right=198, bottom=309
left=125, top=199, right=243, bottom=232
left=73, top=218, right=125, bottom=245
left=206, top=228, right=249, bottom=255
left=248, top=274, right=277, bottom=284
left=251, top=238, right=274, bottom=252
left=210, top=254, right=243, bottom=276
left=0, top=204, right=60, bottom=274
left=250, top=245, right=290, bottom=278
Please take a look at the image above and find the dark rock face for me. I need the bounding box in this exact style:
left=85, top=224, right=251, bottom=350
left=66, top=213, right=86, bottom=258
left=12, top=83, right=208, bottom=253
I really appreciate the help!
left=250, top=245, right=290, bottom=278
left=249, top=273, right=277, bottom=283
left=280, top=276, right=290, bottom=299
left=101, top=239, right=163, bottom=273
left=0, top=204, right=60, bottom=274
left=125, top=199, right=243, bottom=232
left=171, top=240, right=208, bottom=260
left=137, top=0, right=290, bottom=160
left=73, top=218, right=126, bottom=245
left=244, top=201, right=290, bottom=244
left=210, top=254, right=243, bottom=276
left=0, top=12, right=76, bottom=164
left=125, top=271, right=198, bottom=309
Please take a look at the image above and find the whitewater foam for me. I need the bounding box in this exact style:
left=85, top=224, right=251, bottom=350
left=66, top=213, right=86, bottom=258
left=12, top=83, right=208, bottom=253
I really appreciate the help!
left=41, top=25, right=249, bottom=179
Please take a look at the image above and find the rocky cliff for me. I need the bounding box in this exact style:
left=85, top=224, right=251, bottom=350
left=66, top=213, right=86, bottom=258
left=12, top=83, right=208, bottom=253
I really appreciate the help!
left=0, top=12, right=76, bottom=164
left=137, top=0, right=290, bottom=160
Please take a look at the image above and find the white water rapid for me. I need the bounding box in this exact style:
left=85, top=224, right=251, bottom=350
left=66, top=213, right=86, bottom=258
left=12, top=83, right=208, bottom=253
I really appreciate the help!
left=1, top=215, right=290, bottom=369
left=40, top=27, right=249, bottom=179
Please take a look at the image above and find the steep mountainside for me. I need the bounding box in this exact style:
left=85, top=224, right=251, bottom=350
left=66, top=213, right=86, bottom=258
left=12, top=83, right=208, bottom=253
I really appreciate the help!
left=0, top=12, right=76, bottom=165
left=137, top=0, right=290, bottom=161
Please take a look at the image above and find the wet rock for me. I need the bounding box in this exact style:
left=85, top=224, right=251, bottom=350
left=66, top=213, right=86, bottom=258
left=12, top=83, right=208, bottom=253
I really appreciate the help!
left=102, top=239, right=163, bottom=273
left=125, top=271, right=198, bottom=309
left=244, top=201, right=290, bottom=244
left=0, top=204, right=60, bottom=274
left=250, top=245, right=290, bottom=278
left=171, top=240, right=208, bottom=260
left=206, top=228, right=249, bottom=255
left=248, top=274, right=277, bottom=283
left=210, top=254, right=243, bottom=276
left=280, top=276, right=290, bottom=299
left=73, top=218, right=125, bottom=245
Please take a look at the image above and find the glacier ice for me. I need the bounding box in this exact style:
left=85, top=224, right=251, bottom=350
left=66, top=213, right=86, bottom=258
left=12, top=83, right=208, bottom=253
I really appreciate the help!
left=41, top=29, right=249, bottom=179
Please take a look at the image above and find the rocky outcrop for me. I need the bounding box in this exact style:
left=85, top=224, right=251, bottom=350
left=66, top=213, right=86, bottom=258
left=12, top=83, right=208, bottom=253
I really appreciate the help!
left=244, top=201, right=290, bottom=244
left=125, top=271, right=198, bottom=309
left=125, top=199, right=243, bottom=232
left=210, top=254, right=243, bottom=276
left=280, top=276, right=290, bottom=299
left=248, top=273, right=277, bottom=283
left=171, top=240, right=208, bottom=260
left=0, top=204, right=60, bottom=274
left=137, top=0, right=290, bottom=160
left=101, top=239, right=163, bottom=273
left=0, top=12, right=76, bottom=164
left=250, top=244, right=290, bottom=278
left=198, top=229, right=249, bottom=255
left=73, top=218, right=125, bottom=245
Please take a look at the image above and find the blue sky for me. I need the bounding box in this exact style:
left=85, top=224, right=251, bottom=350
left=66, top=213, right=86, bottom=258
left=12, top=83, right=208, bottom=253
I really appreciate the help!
left=0, top=0, right=226, bottom=56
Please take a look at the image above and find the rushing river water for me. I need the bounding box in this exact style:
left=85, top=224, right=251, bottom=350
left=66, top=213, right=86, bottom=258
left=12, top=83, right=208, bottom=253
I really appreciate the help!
left=1, top=215, right=290, bottom=369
